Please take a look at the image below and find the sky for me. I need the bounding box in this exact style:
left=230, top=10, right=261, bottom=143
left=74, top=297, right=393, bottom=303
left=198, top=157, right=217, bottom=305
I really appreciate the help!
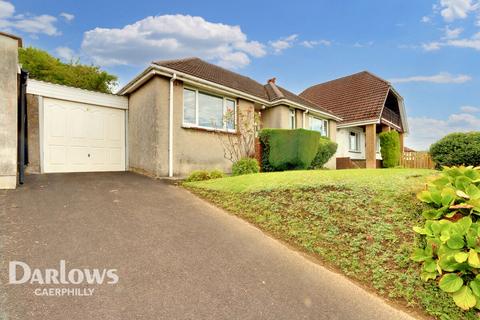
left=1, top=0, right=479, bottom=150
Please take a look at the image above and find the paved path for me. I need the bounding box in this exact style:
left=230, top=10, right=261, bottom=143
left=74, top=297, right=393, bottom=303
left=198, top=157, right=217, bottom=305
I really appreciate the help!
left=0, top=172, right=417, bottom=320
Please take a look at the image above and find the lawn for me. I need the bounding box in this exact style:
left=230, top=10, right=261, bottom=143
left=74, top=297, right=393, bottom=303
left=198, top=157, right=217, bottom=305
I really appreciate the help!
left=184, top=169, right=479, bottom=320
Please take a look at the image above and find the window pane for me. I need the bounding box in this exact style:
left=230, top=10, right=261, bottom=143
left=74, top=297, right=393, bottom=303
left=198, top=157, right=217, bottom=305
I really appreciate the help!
left=224, top=99, right=236, bottom=130
left=310, top=117, right=327, bottom=136
left=183, top=89, right=196, bottom=124
left=198, top=92, right=223, bottom=128
left=349, top=132, right=357, bottom=151
left=290, top=109, right=296, bottom=129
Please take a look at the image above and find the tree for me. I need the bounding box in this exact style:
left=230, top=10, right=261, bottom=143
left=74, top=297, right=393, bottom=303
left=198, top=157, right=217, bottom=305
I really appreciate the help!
left=214, top=108, right=259, bottom=163
left=19, top=47, right=118, bottom=93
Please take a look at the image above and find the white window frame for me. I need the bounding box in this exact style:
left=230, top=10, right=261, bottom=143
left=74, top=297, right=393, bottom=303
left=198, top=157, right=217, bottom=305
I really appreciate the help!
left=349, top=131, right=361, bottom=152
left=183, top=87, right=237, bottom=132
left=289, top=108, right=296, bottom=129
left=309, top=116, right=329, bottom=137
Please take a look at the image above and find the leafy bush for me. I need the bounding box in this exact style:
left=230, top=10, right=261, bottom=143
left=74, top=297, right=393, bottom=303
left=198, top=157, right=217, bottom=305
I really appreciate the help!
left=379, top=131, right=401, bottom=168
left=412, top=166, right=480, bottom=310
left=259, top=129, right=321, bottom=171
left=19, top=47, right=117, bottom=93
left=209, top=170, right=226, bottom=179
left=310, top=137, right=338, bottom=169
left=232, top=158, right=260, bottom=176
left=185, top=170, right=225, bottom=182
left=430, top=132, right=480, bottom=168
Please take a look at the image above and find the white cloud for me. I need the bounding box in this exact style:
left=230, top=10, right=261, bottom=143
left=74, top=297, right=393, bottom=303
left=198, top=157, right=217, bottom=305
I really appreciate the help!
left=269, top=34, right=298, bottom=54
left=443, top=25, right=464, bottom=38
left=439, top=0, right=478, bottom=21
left=0, top=0, right=59, bottom=36
left=81, top=14, right=266, bottom=69
left=389, top=72, right=472, bottom=84
left=353, top=41, right=374, bottom=48
left=0, top=0, right=14, bottom=19
left=301, top=39, right=331, bottom=48
left=406, top=112, right=480, bottom=150
left=460, top=105, right=480, bottom=112
left=446, top=35, right=480, bottom=49
left=421, top=16, right=432, bottom=23
left=423, top=32, right=480, bottom=51
left=60, top=13, right=74, bottom=22
left=55, top=46, right=76, bottom=61
left=422, top=41, right=443, bottom=50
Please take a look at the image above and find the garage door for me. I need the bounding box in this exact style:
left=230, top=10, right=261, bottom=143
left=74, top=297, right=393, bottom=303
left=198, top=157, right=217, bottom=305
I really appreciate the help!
left=43, top=98, right=126, bottom=173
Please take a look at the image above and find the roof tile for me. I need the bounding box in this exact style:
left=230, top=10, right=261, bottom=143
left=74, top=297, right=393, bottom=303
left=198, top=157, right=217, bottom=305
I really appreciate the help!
left=300, top=71, right=391, bottom=125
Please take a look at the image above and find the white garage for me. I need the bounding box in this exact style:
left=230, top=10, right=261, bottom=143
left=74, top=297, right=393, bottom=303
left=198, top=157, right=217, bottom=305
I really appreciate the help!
left=27, top=80, right=128, bottom=173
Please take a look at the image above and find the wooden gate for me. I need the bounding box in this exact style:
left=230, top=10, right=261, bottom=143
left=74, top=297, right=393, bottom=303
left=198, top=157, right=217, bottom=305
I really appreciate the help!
left=400, top=151, right=435, bottom=169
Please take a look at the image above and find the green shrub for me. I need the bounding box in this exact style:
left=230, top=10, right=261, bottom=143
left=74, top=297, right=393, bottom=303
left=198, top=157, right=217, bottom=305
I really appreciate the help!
left=379, top=131, right=401, bottom=168
left=259, top=129, right=320, bottom=171
left=430, top=132, right=480, bottom=168
left=310, top=137, right=338, bottom=169
left=232, top=158, right=260, bottom=176
left=209, top=170, right=226, bottom=179
left=412, top=166, right=480, bottom=311
left=185, top=169, right=225, bottom=182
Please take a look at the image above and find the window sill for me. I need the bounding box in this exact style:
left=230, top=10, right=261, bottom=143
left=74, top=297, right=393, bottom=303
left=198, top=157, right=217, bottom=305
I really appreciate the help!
left=349, top=150, right=362, bottom=154
left=182, top=125, right=238, bottom=135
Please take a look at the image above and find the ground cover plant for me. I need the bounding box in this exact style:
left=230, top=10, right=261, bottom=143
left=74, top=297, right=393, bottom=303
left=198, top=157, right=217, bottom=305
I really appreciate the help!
left=184, top=168, right=480, bottom=319
left=413, top=166, right=480, bottom=311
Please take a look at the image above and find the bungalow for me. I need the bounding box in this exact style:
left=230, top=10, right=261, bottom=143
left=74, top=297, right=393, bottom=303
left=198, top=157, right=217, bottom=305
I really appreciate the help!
left=0, top=31, right=409, bottom=188
left=118, top=57, right=342, bottom=176
left=118, top=58, right=407, bottom=175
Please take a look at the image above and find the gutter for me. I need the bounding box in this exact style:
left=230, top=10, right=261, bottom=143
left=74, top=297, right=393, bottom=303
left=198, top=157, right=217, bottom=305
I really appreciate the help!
left=168, top=73, right=177, bottom=177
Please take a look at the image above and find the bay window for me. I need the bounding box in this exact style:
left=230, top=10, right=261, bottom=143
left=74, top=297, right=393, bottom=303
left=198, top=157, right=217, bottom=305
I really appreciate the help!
left=309, top=117, right=328, bottom=137
left=183, top=88, right=236, bottom=131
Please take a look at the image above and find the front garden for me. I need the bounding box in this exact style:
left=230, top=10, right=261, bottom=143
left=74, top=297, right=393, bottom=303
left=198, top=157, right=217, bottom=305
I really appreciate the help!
left=184, top=168, right=480, bottom=320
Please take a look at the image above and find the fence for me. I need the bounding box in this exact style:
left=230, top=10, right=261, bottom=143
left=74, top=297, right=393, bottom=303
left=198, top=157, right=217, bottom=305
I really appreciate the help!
left=400, top=151, right=435, bottom=169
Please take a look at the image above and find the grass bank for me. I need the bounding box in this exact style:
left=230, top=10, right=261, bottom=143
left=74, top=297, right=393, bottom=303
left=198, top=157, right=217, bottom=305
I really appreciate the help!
left=185, top=169, right=478, bottom=319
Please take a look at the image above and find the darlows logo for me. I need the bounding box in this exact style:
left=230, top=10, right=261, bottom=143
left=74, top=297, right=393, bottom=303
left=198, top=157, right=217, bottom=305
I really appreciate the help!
left=9, top=260, right=119, bottom=297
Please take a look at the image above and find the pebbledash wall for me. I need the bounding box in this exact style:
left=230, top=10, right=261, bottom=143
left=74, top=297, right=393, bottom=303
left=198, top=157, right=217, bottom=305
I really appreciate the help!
left=128, top=75, right=256, bottom=177
left=0, top=33, right=21, bottom=189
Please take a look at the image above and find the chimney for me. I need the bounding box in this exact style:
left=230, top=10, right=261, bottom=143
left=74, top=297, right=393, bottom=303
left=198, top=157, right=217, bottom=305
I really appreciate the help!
left=267, top=77, right=276, bottom=84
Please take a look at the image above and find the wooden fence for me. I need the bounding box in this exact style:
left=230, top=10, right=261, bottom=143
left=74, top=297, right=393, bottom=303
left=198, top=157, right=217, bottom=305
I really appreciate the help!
left=400, top=151, right=435, bottom=169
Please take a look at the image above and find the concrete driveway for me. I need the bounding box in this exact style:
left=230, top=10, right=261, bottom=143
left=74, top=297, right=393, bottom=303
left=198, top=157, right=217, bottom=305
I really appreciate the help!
left=0, top=172, right=416, bottom=320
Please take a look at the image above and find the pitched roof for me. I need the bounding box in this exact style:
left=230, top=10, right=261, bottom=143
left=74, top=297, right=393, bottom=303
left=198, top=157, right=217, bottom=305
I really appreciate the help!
left=265, top=82, right=336, bottom=115
left=299, top=71, right=391, bottom=125
left=152, top=57, right=340, bottom=119
left=153, top=58, right=269, bottom=100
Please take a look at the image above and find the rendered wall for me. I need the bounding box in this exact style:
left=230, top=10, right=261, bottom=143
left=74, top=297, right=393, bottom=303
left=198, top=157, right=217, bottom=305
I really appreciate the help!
left=172, top=81, right=255, bottom=176
left=128, top=76, right=256, bottom=177
left=261, top=105, right=290, bottom=129
left=128, top=76, right=168, bottom=177
left=0, top=35, right=19, bottom=189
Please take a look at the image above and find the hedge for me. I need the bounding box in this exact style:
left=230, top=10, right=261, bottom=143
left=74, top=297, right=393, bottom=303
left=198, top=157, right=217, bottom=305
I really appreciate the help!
left=259, top=129, right=321, bottom=171
left=379, top=131, right=401, bottom=168
left=310, top=137, right=338, bottom=169
left=430, top=132, right=480, bottom=168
